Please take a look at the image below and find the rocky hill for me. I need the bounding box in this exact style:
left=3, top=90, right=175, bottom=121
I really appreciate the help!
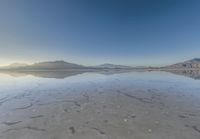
left=165, top=58, right=200, bottom=69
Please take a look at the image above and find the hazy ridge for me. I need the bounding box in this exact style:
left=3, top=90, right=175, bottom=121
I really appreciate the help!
left=1, top=58, right=200, bottom=70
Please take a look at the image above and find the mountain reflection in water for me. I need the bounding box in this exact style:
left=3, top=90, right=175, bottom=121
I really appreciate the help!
left=0, top=69, right=200, bottom=80
left=0, top=70, right=133, bottom=79
left=165, top=70, right=200, bottom=80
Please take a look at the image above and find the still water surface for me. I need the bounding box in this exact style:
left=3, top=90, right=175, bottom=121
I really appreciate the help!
left=0, top=71, right=200, bottom=139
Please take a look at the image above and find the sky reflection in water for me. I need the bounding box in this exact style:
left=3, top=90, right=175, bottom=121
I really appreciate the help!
left=0, top=71, right=200, bottom=99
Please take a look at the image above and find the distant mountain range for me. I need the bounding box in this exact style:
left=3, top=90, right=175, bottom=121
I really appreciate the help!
left=5, top=63, right=29, bottom=68
left=0, top=58, right=200, bottom=70
left=0, top=61, right=84, bottom=70
left=165, top=58, right=200, bottom=69
left=0, top=60, right=134, bottom=70
left=29, top=61, right=84, bottom=69
left=93, top=63, right=132, bottom=69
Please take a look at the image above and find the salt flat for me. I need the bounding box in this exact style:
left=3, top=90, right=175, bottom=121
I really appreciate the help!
left=0, top=71, right=200, bottom=139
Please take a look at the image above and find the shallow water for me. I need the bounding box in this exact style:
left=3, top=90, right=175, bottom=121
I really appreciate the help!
left=0, top=71, right=200, bottom=139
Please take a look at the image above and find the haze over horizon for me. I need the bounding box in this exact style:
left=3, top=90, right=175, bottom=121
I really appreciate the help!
left=1, top=0, right=200, bottom=66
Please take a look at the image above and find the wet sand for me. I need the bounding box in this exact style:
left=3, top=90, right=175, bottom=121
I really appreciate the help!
left=0, top=71, right=200, bottom=139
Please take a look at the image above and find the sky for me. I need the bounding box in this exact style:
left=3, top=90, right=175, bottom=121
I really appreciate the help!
left=0, top=0, right=200, bottom=66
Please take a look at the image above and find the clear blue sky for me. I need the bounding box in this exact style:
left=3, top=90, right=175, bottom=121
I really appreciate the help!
left=0, top=0, right=200, bottom=66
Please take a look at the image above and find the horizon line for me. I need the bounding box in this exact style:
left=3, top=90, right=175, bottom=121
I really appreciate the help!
left=0, top=58, right=198, bottom=68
